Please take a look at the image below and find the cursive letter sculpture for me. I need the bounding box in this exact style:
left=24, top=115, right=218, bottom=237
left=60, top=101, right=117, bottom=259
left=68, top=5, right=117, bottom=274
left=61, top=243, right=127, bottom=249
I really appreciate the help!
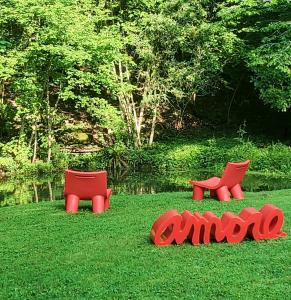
left=150, top=204, right=287, bottom=246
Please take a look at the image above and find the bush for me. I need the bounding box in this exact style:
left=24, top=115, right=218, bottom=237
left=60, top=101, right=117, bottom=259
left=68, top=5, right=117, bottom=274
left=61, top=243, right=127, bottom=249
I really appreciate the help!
left=22, top=161, right=55, bottom=176
left=128, top=136, right=291, bottom=174
left=0, top=138, right=31, bottom=167
left=67, top=152, right=107, bottom=171
left=1, top=134, right=291, bottom=177
left=0, top=157, right=17, bottom=174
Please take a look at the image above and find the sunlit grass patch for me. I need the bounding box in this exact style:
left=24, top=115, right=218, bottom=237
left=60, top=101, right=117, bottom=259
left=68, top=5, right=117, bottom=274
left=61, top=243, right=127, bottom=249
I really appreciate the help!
left=0, top=190, right=290, bottom=299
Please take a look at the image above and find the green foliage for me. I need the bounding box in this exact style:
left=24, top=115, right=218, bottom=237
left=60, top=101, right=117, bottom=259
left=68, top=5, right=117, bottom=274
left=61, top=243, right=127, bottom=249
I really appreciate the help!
left=0, top=133, right=290, bottom=177
left=102, top=141, right=128, bottom=169
left=67, top=152, right=107, bottom=171
left=248, top=29, right=291, bottom=111
left=127, top=135, right=291, bottom=174
left=194, top=138, right=227, bottom=171
left=22, top=161, right=55, bottom=176
left=65, top=142, right=129, bottom=171
left=143, top=1, right=240, bottom=98
left=0, top=102, right=15, bottom=140
left=218, top=0, right=291, bottom=111
left=0, top=0, right=290, bottom=170
left=0, top=0, right=123, bottom=159
left=234, top=121, right=248, bottom=144
left=0, top=157, right=17, bottom=173
left=79, top=97, right=125, bottom=141
left=0, top=138, right=31, bottom=167
left=0, top=181, right=33, bottom=206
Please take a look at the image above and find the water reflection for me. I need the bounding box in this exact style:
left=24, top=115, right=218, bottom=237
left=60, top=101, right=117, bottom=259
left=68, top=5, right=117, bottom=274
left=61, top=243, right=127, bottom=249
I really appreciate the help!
left=0, top=170, right=291, bottom=207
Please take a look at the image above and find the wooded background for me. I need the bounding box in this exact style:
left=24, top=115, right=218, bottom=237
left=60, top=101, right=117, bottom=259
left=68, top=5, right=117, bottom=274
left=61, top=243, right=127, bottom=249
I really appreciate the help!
left=0, top=0, right=290, bottom=164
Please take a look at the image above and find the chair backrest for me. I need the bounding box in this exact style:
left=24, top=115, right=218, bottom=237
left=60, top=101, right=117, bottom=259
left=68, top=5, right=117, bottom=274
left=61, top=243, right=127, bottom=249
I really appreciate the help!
left=220, top=160, right=250, bottom=188
left=64, top=170, right=107, bottom=199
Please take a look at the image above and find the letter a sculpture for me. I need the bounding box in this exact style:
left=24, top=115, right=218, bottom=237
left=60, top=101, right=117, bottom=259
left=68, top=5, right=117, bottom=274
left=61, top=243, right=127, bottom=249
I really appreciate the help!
left=150, top=204, right=287, bottom=246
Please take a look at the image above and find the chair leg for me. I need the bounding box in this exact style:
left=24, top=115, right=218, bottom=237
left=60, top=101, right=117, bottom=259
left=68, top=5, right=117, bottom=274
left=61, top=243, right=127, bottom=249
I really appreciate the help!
left=230, top=184, right=244, bottom=199
left=216, top=186, right=230, bottom=202
left=104, top=198, right=110, bottom=210
left=210, top=190, right=216, bottom=198
left=105, top=189, right=112, bottom=210
left=193, top=186, right=205, bottom=200
left=92, top=195, right=105, bottom=214
left=66, top=194, right=80, bottom=213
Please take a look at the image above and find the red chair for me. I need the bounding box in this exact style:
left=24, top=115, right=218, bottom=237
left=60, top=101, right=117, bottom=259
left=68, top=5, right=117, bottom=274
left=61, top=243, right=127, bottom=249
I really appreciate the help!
left=190, top=160, right=250, bottom=202
left=64, top=170, right=112, bottom=213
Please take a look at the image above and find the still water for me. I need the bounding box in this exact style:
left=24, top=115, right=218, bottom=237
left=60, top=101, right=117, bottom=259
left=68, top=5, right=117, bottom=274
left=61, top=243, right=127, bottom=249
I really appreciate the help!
left=0, top=170, right=291, bottom=207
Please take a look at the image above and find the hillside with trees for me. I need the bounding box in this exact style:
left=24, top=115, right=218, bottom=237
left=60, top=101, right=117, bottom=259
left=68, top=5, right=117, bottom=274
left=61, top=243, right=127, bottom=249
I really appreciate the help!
left=0, top=0, right=290, bottom=174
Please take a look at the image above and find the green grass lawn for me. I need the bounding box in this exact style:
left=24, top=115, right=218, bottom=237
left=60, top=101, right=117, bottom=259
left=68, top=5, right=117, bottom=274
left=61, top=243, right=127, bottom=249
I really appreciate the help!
left=0, top=190, right=290, bottom=299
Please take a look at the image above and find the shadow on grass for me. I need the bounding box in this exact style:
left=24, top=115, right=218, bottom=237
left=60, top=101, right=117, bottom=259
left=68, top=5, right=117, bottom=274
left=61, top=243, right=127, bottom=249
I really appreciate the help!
left=53, top=200, right=94, bottom=213
left=140, top=235, right=152, bottom=245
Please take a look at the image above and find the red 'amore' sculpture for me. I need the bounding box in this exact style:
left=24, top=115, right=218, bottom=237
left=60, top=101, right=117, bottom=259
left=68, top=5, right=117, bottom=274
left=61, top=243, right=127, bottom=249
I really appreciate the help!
left=150, top=204, right=287, bottom=246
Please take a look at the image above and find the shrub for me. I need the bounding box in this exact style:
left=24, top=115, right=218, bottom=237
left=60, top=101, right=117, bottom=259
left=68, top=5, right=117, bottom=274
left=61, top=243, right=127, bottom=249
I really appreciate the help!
left=22, top=161, right=55, bottom=176
left=127, top=136, right=291, bottom=175
left=0, top=157, right=17, bottom=174
left=0, top=138, right=31, bottom=167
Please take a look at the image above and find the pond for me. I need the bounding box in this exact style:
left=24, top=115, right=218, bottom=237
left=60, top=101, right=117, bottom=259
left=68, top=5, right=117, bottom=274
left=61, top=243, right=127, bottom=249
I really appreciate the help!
left=0, top=170, right=291, bottom=207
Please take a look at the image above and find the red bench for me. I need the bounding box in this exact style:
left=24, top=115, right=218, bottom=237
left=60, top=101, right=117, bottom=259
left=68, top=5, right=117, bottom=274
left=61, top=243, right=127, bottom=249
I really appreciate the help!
left=64, top=170, right=112, bottom=213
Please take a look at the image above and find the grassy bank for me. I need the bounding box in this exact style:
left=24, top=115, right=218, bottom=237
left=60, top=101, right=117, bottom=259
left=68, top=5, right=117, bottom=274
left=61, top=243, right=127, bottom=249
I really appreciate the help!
left=1, top=133, right=291, bottom=177
left=0, top=190, right=290, bottom=299
left=129, top=135, right=291, bottom=174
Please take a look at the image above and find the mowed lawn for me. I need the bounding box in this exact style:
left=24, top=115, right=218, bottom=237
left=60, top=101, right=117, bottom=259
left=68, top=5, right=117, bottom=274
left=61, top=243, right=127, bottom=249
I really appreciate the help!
left=0, top=190, right=290, bottom=299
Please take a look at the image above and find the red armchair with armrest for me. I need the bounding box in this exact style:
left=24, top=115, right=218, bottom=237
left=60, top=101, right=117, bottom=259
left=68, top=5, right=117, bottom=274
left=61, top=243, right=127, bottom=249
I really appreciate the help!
left=64, top=170, right=112, bottom=213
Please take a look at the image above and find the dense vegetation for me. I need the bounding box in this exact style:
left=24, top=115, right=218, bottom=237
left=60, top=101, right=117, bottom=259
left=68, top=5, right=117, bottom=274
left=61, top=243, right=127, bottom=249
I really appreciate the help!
left=0, top=190, right=290, bottom=299
left=0, top=0, right=290, bottom=174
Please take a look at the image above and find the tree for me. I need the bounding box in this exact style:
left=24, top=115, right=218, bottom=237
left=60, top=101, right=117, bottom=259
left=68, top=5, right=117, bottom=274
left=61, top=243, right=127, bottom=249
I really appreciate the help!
left=218, top=0, right=291, bottom=111
left=142, top=0, right=240, bottom=128
left=110, top=0, right=240, bottom=147
left=0, top=0, right=124, bottom=161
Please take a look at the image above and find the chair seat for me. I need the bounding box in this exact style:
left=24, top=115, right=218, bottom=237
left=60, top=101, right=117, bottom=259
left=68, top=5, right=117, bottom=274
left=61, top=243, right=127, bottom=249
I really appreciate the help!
left=190, top=176, right=221, bottom=189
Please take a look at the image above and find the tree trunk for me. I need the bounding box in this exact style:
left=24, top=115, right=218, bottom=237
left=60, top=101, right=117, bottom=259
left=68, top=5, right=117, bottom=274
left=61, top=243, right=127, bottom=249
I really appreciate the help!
left=46, top=87, right=53, bottom=162
left=29, top=123, right=38, bottom=162
left=125, top=63, right=141, bottom=148
left=32, top=128, right=38, bottom=163
left=114, top=61, right=134, bottom=138
left=136, top=105, right=144, bottom=147
left=227, top=75, right=244, bottom=124
left=149, top=99, right=158, bottom=146
left=48, top=182, right=54, bottom=201
left=1, top=81, right=4, bottom=104
left=33, top=183, right=39, bottom=203
left=114, top=61, right=142, bottom=147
